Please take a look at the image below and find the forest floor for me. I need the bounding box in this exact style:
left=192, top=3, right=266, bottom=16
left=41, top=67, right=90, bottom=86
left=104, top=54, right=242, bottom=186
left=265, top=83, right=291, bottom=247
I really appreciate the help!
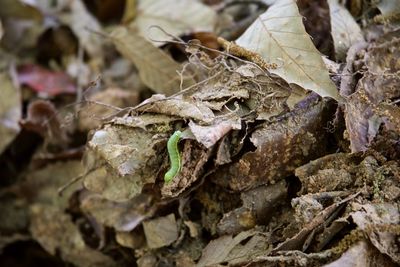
left=0, top=0, right=399, bottom=266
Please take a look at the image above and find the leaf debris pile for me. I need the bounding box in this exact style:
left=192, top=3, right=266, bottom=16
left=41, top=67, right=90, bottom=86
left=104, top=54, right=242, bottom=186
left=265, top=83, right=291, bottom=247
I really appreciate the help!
left=0, top=0, right=400, bottom=266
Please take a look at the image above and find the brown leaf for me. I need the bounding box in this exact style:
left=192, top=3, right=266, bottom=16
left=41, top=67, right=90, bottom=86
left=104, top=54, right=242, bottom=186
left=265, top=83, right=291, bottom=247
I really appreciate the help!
left=142, top=214, right=178, bottom=249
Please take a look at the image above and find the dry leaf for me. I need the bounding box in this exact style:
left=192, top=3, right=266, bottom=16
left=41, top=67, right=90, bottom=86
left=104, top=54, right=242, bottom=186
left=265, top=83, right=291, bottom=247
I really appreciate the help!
left=375, top=0, right=400, bottom=20
left=0, top=0, right=42, bottom=21
left=133, top=0, right=217, bottom=46
left=17, top=64, right=76, bottom=97
left=0, top=20, right=3, bottom=40
left=323, top=240, right=397, bottom=267
left=122, top=0, right=137, bottom=23
left=196, top=230, right=269, bottom=267
left=328, top=0, right=364, bottom=61
left=61, top=0, right=103, bottom=58
left=110, top=27, right=195, bottom=95
left=0, top=72, right=21, bottom=154
left=142, top=214, right=178, bottom=249
left=236, top=0, right=340, bottom=100
left=30, top=204, right=118, bottom=267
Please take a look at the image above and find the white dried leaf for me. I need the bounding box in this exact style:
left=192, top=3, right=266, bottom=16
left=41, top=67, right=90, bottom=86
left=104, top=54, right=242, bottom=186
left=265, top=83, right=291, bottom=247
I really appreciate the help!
left=236, top=0, right=340, bottom=100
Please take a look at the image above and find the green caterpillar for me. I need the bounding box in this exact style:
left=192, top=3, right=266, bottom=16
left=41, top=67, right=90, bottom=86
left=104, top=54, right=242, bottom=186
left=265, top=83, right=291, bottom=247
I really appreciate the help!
left=164, top=130, right=182, bottom=183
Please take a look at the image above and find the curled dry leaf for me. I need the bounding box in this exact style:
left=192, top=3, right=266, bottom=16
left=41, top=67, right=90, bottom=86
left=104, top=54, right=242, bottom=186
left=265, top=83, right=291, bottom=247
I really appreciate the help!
left=188, top=117, right=241, bottom=149
left=236, top=0, right=340, bottom=100
left=136, top=94, right=215, bottom=123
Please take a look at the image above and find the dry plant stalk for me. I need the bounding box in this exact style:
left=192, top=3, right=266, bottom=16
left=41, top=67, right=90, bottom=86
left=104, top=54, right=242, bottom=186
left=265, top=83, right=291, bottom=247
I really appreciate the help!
left=217, top=37, right=278, bottom=70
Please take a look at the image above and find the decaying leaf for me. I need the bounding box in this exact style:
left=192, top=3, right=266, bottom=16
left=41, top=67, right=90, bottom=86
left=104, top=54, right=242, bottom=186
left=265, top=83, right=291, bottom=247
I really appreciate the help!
left=328, top=0, right=364, bottom=61
left=344, top=32, right=400, bottom=152
left=110, top=27, right=195, bottom=95
left=351, top=203, right=400, bottom=264
left=236, top=0, right=340, bottom=100
left=133, top=0, right=217, bottom=46
left=0, top=72, right=21, bottom=154
left=212, top=95, right=334, bottom=191
left=83, top=120, right=168, bottom=201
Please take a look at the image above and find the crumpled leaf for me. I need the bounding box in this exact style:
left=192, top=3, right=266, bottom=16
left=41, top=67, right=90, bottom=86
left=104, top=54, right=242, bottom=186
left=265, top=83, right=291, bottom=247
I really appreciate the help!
left=110, top=27, right=195, bottom=95
left=83, top=116, right=172, bottom=201
left=236, top=0, right=340, bottom=100
left=137, top=94, right=215, bottom=123
left=133, top=0, right=217, bottom=46
left=30, top=204, right=118, bottom=267
left=17, top=64, right=76, bottom=97
left=324, top=240, right=397, bottom=267
left=351, top=203, right=400, bottom=263
left=344, top=34, right=400, bottom=152
left=0, top=72, right=21, bottom=154
left=188, top=117, right=241, bottom=148
left=327, top=0, right=364, bottom=61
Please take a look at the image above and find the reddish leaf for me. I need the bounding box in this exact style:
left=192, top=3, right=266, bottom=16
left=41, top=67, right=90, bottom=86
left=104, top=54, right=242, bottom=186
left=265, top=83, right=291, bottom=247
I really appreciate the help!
left=17, top=64, right=76, bottom=97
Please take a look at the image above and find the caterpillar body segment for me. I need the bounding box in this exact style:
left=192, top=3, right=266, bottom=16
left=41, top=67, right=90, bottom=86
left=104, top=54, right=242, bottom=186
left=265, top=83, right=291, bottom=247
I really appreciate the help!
left=164, top=130, right=182, bottom=183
